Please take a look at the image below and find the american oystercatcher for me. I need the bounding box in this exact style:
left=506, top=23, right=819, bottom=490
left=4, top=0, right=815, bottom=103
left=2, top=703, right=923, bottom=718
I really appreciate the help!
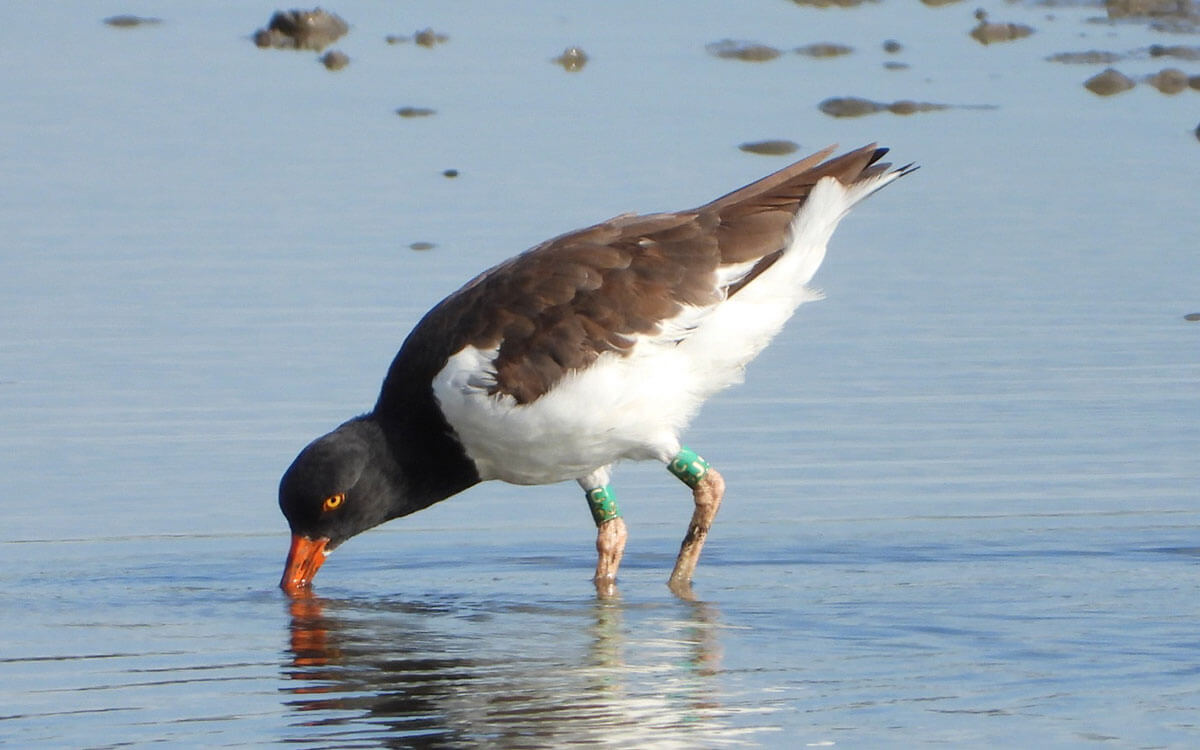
left=280, top=144, right=915, bottom=597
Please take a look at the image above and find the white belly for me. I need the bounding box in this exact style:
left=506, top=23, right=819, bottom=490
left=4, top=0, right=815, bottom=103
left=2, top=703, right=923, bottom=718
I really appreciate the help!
left=432, top=343, right=692, bottom=484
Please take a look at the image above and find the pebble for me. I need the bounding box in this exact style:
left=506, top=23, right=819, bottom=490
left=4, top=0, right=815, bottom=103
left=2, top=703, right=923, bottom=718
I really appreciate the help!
left=253, top=8, right=348, bottom=51
left=819, top=96, right=955, bottom=118
left=1147, top=44, right=1200, bottom=60
left=819, top=97, right=884, bottom=117
left=1046, top=50, right=1125, bottom=64
left=414, top=28, right=449, bottom=47
left=320, top=50, right=349, bottom=70
left=388, top=28, right=449, bottom=46
left=1084, top=68, right=1136, bottom=96
left=1106, top=0, right=1192, bottom=18
left=1145, top=68, right=1189, bottom=94
left=706, top=39, right=782, bottom=62
left=738, top=139, right=800, bottom=155
left=795, top=43, right=854, bottom=58
left=553, top=47, right=589, bottom=72
left=970, top=20, right=1035, bottom=45
left=888, top=100, right=949, bottom=115
left=103, top=15, right=162, bottom=27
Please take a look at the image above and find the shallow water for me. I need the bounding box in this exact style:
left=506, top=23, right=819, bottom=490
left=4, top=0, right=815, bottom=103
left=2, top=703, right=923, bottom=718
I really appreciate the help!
left=2, top=1, right=1199, bottom=747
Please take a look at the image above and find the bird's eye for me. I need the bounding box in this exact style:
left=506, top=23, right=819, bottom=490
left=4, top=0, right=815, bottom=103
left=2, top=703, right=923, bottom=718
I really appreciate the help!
left=322, top=493, right=345, bottom=512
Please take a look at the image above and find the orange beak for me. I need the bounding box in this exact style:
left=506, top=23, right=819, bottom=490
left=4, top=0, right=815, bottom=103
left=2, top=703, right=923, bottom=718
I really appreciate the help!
left=280, top=534, right=330, bottom=595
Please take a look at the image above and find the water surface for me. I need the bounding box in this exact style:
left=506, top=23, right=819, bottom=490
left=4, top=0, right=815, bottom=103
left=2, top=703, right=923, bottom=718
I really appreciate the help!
left=2, top=1, right=1198, bottom=747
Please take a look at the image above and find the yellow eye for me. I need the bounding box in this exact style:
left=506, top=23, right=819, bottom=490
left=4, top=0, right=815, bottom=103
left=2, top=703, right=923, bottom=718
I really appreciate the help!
left=322, top=493, right=345, bottom=512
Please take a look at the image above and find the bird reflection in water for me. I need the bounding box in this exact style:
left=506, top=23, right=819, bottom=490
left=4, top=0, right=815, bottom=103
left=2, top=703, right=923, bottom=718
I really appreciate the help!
left=282, top=594, right=737, bottom=746
left=285, top=596, right=338, bottom=689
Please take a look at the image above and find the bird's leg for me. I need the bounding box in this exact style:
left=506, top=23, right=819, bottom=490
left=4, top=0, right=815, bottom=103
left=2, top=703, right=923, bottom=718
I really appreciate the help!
left=585, top=485, right=627, bottom=598
left=666, top=448, right=725, bottom=597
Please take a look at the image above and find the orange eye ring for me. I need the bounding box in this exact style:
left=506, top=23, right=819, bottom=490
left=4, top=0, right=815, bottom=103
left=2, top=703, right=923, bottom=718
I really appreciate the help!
left=322, top=493, right=345, bottom=512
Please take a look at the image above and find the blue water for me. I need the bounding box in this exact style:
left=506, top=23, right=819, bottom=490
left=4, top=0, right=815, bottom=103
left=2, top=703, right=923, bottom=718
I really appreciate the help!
left=2, top=1, right=1198, bottom=747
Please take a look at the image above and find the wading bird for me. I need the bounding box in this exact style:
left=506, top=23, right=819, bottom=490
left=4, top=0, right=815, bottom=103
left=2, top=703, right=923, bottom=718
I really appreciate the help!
left=279, top=144, right=914, bottom=598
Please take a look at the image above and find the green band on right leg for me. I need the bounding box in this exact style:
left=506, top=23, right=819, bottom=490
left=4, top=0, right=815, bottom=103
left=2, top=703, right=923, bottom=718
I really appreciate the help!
left=586, top=485, right=621, bottom=526
left=668, top=447, right=709, bottom=488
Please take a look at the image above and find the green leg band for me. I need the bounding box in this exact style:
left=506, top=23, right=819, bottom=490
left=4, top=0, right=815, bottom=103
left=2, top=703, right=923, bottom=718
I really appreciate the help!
left=586, top=485, right=621, bottom=526
left=669, top=447, right=710, bottom=489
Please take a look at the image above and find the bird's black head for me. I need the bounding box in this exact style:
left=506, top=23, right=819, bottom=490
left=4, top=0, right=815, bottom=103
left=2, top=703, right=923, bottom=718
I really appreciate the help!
left=278, top=417, right=398, bottom=594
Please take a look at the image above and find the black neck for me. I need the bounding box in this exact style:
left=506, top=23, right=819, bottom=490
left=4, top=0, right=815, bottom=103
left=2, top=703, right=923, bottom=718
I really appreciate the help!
left=370, top=299, right=483, bottom=515
left=372, top=387, right=480, bottom=518
left=376, top=407, right=480, bottom=518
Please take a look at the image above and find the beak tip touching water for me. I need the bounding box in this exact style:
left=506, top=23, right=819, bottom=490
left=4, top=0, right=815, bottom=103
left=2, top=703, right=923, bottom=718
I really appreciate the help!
left=281, top=534, right=329, bottom=596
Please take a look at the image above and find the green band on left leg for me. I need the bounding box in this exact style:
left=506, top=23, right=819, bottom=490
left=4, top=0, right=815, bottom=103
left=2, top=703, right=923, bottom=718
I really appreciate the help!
left=668, top=447, right=709, bottom=488
left=586, top=485, right=621, bottom=526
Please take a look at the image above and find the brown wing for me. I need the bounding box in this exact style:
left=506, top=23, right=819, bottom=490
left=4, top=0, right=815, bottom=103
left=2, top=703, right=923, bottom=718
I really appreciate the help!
left=440, top=211, right=725, bottom=403
left=706, top=144, right=893, bottom=294
left=386, top=144, right=894, bottom=406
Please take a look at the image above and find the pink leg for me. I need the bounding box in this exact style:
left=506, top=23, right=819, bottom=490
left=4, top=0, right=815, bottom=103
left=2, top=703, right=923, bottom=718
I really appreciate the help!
left=594, top=517, right=628, bottom=598
left=667, top=468, right=725, bottom=597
